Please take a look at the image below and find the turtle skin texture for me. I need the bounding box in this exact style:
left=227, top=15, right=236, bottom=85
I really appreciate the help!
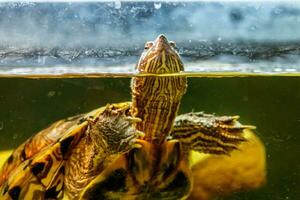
left=0, top=103, right=255, bottom=200
left=0, top=35, right=265, bottom=200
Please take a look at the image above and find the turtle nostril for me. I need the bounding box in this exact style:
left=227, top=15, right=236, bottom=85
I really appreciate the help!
left=158, top=34, right=167, bottom=39
left=154, top=34, right=171, bottom=50
left=156, top=34, right=168, bottom=42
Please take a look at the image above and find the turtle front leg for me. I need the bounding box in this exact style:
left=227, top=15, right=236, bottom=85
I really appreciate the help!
left=64, top=104, right=144, bottom=199
left=170, top=112, right=255, bottom=155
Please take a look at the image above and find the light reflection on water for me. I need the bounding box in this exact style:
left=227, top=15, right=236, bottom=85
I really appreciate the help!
left=0, top=62, right=299, bottom=78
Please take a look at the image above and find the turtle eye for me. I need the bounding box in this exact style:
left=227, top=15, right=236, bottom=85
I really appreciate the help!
left=169, top=41, right=177, bottom=48
left=144, top=41, right=154, bottom=50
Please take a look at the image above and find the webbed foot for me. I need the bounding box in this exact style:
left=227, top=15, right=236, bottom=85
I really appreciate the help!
left=171, top=112, right=255, bottom=155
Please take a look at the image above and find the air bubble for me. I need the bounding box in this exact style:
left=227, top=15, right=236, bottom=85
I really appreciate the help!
left=47, top=91, right=56, bottom=97
left=154, top=3, right=162, bottom=10
left=114, top=0, right=121, bottom=9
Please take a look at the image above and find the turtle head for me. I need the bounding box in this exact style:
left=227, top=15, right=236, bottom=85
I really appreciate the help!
left=132, top=35, right=187, bottom=143
left=136, top=34, right=184, bottom=73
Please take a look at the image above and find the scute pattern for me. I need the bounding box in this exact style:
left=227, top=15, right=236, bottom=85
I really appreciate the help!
left=0, top=115, right=83, bottom=187
left=0, top=109, right=94, bottom=199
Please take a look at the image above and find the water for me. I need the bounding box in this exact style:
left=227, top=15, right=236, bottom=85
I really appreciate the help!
left=0, top=1, right=299, bottom=199
left=0, top=73, right=299, bottom=199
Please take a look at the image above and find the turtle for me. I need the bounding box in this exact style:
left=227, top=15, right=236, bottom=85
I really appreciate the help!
left=0, top=35, right=255, bottom=200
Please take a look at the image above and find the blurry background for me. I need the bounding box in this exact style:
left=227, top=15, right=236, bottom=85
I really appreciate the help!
left=0, top=1, right=300, bottom=73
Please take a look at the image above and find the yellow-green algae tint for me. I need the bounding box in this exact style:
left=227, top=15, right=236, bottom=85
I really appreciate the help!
left=0, top=76, right=299, bottom=199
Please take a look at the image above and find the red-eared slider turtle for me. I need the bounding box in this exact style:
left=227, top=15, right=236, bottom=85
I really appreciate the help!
left=0, top=35, right=255, bottom=200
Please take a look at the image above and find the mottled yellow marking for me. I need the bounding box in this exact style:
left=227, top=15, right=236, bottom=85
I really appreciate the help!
left=0, top=150, right=11, bottom=169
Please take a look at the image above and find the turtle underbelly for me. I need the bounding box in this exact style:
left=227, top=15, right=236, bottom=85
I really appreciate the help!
left=82, top=142, right=192, bottom=200
left=84, top=168, right=191, bottom=200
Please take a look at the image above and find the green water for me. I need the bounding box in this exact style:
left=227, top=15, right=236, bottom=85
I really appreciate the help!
left=0, top=75, right=299, bottom=200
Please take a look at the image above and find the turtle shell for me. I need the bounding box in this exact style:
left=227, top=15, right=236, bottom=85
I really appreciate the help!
left=0, top=103, right=122, bottom=200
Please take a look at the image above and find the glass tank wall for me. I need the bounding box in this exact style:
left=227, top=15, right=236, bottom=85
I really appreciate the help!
left=0, top=1, right=300, bottom=74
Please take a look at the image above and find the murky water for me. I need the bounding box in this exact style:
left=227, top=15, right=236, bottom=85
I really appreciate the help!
left=0, top=73, right=299, bottom=199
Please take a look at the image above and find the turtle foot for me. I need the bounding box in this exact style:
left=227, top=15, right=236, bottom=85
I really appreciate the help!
left=171, top=112, right=254, bottom=155
left=91, top=104, right=144, bottom=154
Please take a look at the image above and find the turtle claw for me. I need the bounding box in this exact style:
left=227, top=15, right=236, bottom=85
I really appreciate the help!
left=119, top=134, right=145, bottom=152
left=171, top=112, right=253, bottom=155
left=130, top=139, right=145, bottom=149
left=135, top=130, right=145, bottom=138
left=241, top=125, right=256, bottom=129
left=125, top=116, right=142, bottom=123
